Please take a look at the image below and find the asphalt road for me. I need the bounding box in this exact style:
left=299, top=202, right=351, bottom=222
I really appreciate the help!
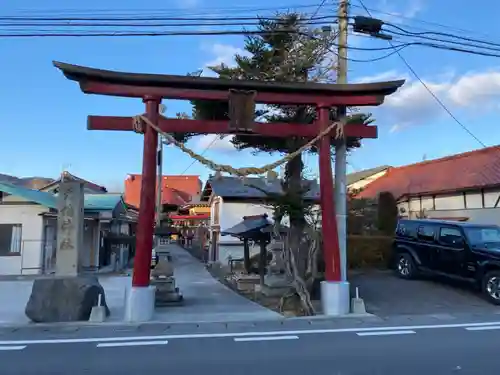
left=1, top=321, right=500, bottom=374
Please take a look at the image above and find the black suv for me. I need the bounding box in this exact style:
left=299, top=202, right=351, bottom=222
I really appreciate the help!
left=393, top=219, right=500, bottom=305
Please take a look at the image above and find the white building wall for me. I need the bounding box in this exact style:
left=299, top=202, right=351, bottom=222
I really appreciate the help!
left=396, top=188, right=500, bottom=225
left=0, top=205, right=46, bottom=275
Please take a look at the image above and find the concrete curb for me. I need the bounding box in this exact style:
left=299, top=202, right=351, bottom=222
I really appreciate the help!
left=0, top=313, right=380, bottom=331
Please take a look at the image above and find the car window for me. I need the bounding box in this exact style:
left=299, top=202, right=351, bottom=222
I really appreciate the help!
left=439, top=227, right=464, bottom=248
left=465, top=227, right=500, bottom=246
left=417, top=225, right=435, bottom=241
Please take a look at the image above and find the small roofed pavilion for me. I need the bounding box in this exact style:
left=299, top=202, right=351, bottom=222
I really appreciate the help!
left=222, top=214, right=287, bottom=285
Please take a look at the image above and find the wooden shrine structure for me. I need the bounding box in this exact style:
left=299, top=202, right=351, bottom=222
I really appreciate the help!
left=53, top=61, right=404, bottom=294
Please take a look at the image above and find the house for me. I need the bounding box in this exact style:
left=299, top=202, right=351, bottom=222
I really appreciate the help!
left=39, top=171, right=108, bottom=194
left=0, top=173, right=54, bottom=190
left=355, top=146, right=500, bottom=224
left=200, top=175, right=320, bottom=264
left=124, top=174, right=202, bottom=209
left=345, top=165, right=391, bottom=192
left=0, top=182, right=136, bottom=275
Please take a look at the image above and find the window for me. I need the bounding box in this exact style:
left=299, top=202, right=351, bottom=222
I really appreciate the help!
left=0, top=224, right=22, bottom=256
left=464, top=227, right=500, bottom=246
left=439, top=227, right=464, bottom=248
left=396, top=222, right=417, bottom=238
left=417, top=225, right=435, bottom=241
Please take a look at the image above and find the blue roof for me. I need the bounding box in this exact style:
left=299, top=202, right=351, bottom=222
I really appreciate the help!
left=0, top=182, right=57, bottom=208
left=0, top=182, right=122, bottom=212
left=84, top=194, right=123, bottom=211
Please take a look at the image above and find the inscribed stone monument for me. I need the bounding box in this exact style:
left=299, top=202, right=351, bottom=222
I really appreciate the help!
left=56, top=180, right=84, bottom=276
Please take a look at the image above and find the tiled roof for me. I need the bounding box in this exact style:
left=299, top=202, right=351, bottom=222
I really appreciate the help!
left=84, top=193, right=123, bottom=211
left=0, top=182, right=57, bottom=208
left=124, top=174, right=195, bottom=208
left=345, top=165, right=391, bottom=186
left=201, top=176, right=320, bottom=201
left=0, top=183, right=122, bottom=211
left=356, top=146, right=500, bottom=199
left=39, top=171, right=107, bottom=193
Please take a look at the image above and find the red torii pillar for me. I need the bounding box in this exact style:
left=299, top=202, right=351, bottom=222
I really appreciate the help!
left=53, top=61, right=404, bottom=320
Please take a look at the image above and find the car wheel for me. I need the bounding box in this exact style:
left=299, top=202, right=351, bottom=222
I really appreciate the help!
left=482, top=271, right=500, bottom=305
left=395, top=253, right=417, bottom=279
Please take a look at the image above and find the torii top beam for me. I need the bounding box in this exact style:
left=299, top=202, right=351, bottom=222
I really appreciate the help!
left=53, top=61, right=404, bottom=107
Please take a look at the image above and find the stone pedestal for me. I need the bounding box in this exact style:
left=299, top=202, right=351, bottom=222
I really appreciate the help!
left=230, top=273, right=260, bottom=292
left=151, top=257, right=183, bottom=306
left=261, top=274, right=291, bottom=297
left=25, top=276, right=110, bottom=323
left=153, top=276, right=183, bottom=306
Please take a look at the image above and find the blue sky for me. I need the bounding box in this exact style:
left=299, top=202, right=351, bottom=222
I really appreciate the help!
left=2, top=0, right=500, bottom=191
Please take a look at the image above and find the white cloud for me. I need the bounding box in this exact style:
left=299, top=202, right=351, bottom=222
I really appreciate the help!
left=202, top=43, right=249, bottom=68
left=192, top=134, right=237, bottom=152
left=370, top=68, right=500, bottom=132
left=376, top=0, right=424, bottom=24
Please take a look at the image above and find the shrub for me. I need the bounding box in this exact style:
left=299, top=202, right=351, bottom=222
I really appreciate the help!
left=347, top=235, right=393, bottom=269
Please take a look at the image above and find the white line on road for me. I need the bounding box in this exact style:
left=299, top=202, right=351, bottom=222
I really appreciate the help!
left=356, top=330, right=416, bottom=337
left=97, top=340, right=168, bottom=348
left=2, top=321, right=500, bottom=346
left=465, top=325, right=500, bottom=331
left=0, top=345, right=26, bottom=351
left=234, top=335, right=299, bottom=342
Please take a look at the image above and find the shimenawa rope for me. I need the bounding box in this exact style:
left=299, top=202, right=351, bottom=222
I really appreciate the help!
left=132, top=114, right=345, bottom=178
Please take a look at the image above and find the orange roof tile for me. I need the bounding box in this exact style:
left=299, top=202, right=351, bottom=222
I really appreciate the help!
left=124, top=174, right=201, bottom=208
left=356, top=146, right=500, bottom=199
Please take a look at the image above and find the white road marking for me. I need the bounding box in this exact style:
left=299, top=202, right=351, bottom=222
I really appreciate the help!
left=234, top=335, right=299, bottom=342
left=1, top=320, right=500, bottom=346
left=0, top=345, right=26, bottom=351
left=356, top=330, right=416, bottom=337
left=97, top=340, right=168, bottom=348
left=465, top=325, right=500, bottom=331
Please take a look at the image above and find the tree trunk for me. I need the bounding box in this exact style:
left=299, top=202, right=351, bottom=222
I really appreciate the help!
left=281, top=153, right=316, bottom=315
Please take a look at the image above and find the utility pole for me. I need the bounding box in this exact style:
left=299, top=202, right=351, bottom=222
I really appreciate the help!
left=155, top=134, right=163, bottom=231
left=155, top=105, right=165, bottom=247
left=335, top=0, right=349, bottom=282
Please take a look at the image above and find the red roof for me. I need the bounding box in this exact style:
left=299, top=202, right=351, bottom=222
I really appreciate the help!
left=124, top=175, right=201, bottom=208
left=170, top=214, right=210, bottom=220
left=356, top=146, right=500, bottom=199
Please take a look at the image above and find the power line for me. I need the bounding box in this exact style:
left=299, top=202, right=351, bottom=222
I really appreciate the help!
left=179, top=136, right=221, bottom=176
left=356, top=0, right=487, bottom=148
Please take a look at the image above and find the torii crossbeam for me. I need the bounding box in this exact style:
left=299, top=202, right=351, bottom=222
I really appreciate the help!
left=53, top=61, right=404, bottom=321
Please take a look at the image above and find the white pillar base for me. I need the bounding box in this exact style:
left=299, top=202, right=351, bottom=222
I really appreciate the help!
left=125, top=286, right=156, bottom=323
left=321, top=281, right=350, bottom=316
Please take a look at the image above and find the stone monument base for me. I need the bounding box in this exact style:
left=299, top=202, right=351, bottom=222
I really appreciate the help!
left=125, top=286, right=156, bottom=322
left=152, top=276, right=184, bottom=306
left=261, top=275, right=291, bottom=297
left=25, top=276, right=110, bottom=323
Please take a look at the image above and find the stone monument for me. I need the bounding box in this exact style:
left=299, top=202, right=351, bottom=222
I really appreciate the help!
left=261, top=239, right=291, bottom=297
left=55, top=179, right=84, bottom=275
left=151, top=255, right=183, bottom=306
left=25, top=177, right=110, bottom=323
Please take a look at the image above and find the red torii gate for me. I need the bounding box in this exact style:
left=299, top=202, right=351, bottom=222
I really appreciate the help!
left=54, top=61, right=403, bottom=320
